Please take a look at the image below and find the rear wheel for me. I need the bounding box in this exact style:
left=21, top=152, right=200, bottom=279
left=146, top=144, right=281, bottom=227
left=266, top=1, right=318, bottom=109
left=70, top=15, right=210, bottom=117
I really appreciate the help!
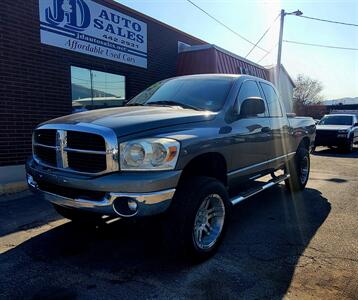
left=285, top=147, right=310, bottom=192
left=163, top=176, right=230, bottom=261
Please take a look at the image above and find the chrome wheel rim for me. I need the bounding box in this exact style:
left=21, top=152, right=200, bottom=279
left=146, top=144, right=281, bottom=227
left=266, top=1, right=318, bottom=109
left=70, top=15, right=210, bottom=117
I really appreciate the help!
left=193, top=194, right=225, bottom=250
left=300, top=155, right=309, bottom=184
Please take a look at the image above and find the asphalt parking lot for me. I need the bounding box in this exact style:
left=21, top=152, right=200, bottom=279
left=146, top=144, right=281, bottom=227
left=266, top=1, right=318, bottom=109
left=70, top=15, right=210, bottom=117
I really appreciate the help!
left=0, top=147, right=357, bottom=300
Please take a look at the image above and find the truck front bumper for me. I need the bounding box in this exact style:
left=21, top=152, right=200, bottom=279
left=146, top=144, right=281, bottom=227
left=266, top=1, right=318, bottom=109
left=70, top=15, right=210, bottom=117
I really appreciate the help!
left=314, top=137, right=350, bottom=147
left=26, top=159, right=181, bottom=217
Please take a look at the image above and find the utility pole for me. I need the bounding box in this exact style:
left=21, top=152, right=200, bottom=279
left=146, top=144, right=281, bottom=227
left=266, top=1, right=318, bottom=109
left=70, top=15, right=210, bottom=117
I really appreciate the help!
left=276, top=9, right=285, bottom=88
left=276, top=9, right=303, bottom=88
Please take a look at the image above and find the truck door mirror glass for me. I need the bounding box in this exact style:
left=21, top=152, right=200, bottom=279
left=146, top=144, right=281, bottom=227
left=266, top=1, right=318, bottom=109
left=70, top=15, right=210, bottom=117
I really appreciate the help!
left=240, top=97, right=266, bottom=117
left=354, top=122, right=358, bottom=127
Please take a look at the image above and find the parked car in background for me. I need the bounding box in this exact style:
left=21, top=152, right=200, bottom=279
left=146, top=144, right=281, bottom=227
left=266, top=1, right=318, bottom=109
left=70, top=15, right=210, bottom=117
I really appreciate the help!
left=26, top=74, right=315, bottom=261
left=313, top=114, right=358, bottom=152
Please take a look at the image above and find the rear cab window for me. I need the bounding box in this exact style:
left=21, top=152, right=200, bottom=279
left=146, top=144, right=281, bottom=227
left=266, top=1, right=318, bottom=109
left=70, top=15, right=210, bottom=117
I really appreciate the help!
left=259, top=82, right=283, bottom=117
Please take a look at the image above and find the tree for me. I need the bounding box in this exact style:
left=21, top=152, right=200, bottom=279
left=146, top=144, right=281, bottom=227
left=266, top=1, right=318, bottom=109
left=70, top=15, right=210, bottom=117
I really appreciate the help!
left=293, top=74, right=324, bottom=107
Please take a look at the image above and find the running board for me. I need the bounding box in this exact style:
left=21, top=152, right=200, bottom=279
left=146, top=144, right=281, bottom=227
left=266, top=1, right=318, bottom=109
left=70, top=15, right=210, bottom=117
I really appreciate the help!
left=230, top=173, right=290, bottom=206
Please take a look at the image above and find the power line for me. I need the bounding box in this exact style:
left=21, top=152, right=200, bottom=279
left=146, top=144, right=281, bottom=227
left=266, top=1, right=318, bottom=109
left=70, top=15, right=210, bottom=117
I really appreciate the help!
left=284, top=40, right=358, bottom=51
left=256, top=43, right=278, bottom=64
left=245, top=13, right=281, bottom=58
left=297, top=15, right=358, bottom=27
left=185, top=0, right=269, bottom=53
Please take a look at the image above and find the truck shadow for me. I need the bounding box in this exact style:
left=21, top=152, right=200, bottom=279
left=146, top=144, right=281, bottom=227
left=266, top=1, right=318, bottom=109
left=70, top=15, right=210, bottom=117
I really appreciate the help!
left=0, top=192, right=60, bottom=238
left=0, top=186, right=330, bottom=300
left=312, top=146, right=358, bottom=158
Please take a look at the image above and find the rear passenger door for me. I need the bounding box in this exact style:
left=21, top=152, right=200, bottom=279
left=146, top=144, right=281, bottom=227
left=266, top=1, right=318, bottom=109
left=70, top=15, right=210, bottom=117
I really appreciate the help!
left=259, top=82, right=291, bottom=168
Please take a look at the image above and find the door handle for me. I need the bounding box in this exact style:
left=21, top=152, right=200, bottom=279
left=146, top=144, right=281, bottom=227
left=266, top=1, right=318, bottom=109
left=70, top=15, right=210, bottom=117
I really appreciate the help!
left=261, top=127, right=271, bottom=133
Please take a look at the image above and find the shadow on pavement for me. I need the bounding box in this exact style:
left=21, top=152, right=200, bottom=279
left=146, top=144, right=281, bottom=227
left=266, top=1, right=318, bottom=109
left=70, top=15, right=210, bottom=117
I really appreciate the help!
left=312, top=146, right=358, bottom=158
left=0, top=186, right=330, bottom=299
left=0, top=192, right=60, bottom=238
left=324, top=178, right=347, bottom=183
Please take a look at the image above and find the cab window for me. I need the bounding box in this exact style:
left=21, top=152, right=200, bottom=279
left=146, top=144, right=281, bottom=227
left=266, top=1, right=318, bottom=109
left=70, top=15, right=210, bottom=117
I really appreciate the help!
left=260, top=83, right=283, bottom=117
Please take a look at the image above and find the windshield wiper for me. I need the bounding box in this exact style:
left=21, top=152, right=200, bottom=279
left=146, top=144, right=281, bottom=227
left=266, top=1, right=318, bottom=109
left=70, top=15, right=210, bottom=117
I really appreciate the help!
left=146, top=100, right=203, bottom=111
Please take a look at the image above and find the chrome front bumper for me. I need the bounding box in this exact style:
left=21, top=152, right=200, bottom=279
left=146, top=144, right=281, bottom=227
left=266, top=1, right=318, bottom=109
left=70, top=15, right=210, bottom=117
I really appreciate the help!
left=27, top=174, right=175, bottom=217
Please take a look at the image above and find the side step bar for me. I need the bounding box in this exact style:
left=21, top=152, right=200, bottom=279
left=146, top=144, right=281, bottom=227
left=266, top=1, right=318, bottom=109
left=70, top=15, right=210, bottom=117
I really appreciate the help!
left=230, top=173, right=290, bottom=206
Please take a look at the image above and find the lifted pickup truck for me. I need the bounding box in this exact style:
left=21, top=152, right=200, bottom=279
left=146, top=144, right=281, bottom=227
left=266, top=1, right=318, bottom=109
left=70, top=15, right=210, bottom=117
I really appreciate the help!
left=26, top=74, right=315, bottom=260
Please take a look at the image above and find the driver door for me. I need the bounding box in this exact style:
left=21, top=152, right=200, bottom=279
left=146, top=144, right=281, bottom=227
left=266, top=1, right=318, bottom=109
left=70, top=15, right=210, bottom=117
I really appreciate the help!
left=228, top=80, right=272, bottom=182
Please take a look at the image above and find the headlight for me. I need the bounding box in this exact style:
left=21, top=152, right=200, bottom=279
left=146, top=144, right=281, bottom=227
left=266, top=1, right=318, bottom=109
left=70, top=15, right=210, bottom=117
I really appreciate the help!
left=120, top=138, right=180, bottom=171
left=337, top=130, right=349, bottom=138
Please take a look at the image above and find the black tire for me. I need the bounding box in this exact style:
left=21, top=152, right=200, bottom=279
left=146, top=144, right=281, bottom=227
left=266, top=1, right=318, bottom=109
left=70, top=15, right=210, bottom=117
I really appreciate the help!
left=285, top=147, right=310, bottom=192
left=343, top=137, right=354, bottom=153
left=53, top=203, right=102, bottom=226
left=163, top=176, right=230, bottom=262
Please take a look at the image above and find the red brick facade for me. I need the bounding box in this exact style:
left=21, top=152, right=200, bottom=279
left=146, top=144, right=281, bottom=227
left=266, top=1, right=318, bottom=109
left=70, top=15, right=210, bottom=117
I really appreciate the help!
left=0, top=0, right=204, bottom=166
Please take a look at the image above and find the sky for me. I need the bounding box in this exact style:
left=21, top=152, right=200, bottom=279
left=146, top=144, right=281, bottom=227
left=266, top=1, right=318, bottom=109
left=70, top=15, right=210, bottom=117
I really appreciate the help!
left=116, top=0, right=358, bottom=100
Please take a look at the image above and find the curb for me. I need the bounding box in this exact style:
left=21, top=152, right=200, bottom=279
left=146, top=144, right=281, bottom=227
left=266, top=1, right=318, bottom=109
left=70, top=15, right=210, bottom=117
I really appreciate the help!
left=0, top=164, right=27, bottom=197
left=0, top=189, right=32, bottom=203
left=0, top=181, right=28, bottom=197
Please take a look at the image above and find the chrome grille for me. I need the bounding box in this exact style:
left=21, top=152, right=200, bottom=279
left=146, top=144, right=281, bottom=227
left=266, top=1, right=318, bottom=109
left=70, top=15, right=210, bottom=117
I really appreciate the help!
left=34, top=129, right=56, bottom=146
left=33, top=124, right=119, bottom=174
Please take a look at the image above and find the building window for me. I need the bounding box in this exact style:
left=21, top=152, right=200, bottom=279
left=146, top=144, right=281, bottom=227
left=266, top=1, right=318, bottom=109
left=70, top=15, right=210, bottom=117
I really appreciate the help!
left=71, top=66, right=126, bottom=113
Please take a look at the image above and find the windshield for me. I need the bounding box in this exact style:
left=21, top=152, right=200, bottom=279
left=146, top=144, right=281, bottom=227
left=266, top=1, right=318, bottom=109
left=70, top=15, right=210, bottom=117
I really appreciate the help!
left=127, top=77, right=234, bottom=112
left=318, top=115, right=353, bottom=126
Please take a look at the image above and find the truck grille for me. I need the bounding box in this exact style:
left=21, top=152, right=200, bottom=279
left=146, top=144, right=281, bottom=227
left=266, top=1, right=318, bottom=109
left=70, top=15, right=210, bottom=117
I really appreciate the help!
left=33, top=124, right=118, bottom=174
left=67, top=152, right=107, bottom=173
left=315, top=130, right=338, bottom=143
left=316, top=130, right=337, bottom=138
left=34, top=145, right=57, bottom=166
left=67, top=131, right=106, bottom=151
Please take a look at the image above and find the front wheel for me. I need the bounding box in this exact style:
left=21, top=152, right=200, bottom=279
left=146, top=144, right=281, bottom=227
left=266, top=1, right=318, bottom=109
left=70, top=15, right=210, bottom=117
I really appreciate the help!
left=163, top=177, right=230, bottom=261
left=285, top=147, right=310, bottom=192
left=343, top=137, right=354, bottom=153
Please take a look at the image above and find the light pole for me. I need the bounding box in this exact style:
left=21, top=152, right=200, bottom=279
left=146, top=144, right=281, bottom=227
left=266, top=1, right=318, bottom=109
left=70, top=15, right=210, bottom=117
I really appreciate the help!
left=276, top=9, right=303, bottom=87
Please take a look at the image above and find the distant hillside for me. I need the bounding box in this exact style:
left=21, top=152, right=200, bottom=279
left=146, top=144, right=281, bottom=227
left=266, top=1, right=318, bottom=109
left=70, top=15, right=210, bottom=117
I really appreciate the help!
left=324, top=97, right=358, bottom=106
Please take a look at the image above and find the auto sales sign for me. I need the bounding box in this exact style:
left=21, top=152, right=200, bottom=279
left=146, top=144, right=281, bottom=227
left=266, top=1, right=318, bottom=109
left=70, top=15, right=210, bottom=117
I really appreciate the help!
left=39, top=0, right=148, bottom=68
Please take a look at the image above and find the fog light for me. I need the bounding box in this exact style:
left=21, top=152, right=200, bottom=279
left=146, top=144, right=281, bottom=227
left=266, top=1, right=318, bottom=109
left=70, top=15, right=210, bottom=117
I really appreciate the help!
left=112, top=197, right=138, bottom=217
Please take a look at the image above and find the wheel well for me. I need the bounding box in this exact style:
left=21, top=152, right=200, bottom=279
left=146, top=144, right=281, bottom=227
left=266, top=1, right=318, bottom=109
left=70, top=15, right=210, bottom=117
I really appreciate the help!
left=179, top=153, right=228, bottom=186
left=298, top=137, right=310, bottom=151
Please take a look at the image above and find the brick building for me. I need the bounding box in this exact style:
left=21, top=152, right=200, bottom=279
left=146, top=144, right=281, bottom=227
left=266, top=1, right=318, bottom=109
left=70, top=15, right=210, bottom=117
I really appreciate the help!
left=0, top=0, right=287, bottom=168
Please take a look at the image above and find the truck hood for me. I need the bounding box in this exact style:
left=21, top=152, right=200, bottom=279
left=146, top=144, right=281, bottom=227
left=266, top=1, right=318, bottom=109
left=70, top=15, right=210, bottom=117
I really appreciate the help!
left=316, top=125, right=352, bottom=131
left=44, top=106, right=217, bottom=137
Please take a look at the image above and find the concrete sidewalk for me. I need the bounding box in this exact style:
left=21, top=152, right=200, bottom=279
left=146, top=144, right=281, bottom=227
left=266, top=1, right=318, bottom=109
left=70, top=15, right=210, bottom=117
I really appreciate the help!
left=0, top=165, right=27, bottom=196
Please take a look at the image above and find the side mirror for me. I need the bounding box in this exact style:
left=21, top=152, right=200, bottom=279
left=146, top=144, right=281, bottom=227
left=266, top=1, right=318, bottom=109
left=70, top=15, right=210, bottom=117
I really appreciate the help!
left=239, top=97, right=265, bottom=117
left=354, top=122, right=358, bottom=127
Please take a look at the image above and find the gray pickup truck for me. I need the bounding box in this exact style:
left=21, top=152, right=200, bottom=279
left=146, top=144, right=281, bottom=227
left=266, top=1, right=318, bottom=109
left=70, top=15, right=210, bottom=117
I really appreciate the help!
left=26, top=74, right=315, bottom=260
